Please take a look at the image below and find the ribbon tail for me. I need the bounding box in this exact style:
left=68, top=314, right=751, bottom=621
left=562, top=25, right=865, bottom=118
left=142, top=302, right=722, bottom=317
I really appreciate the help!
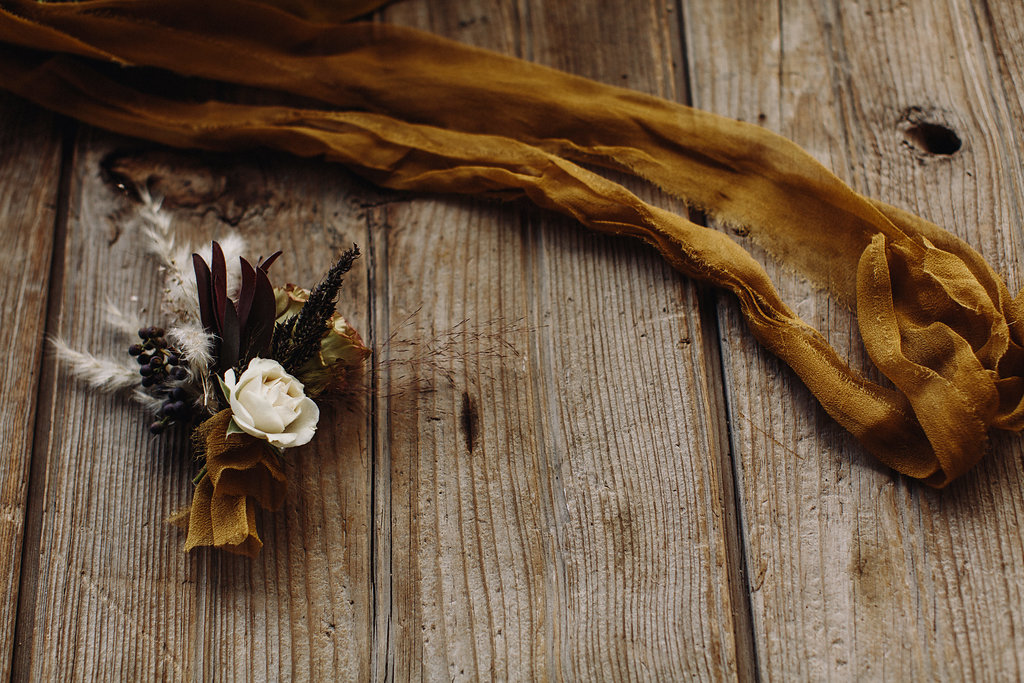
left=183, top=475, right=264, bottom=558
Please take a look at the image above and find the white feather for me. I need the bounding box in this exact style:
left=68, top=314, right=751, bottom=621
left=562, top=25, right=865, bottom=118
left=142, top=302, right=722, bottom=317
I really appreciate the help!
left=167, top=322, right=214, bottom=371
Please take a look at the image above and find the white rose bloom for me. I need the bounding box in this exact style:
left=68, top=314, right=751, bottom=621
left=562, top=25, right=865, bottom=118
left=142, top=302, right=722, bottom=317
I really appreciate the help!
left=222, top=358, right=319, bottom=448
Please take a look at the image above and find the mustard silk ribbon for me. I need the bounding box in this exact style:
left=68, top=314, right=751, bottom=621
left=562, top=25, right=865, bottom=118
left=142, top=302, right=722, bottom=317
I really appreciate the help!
left=3, top=0, right=1022, bottom=488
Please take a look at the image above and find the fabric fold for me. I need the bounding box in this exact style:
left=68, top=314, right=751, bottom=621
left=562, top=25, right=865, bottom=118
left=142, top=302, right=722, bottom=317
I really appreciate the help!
left=184, top=410, right=287, bottom=557
left=1, top=0, right=1020, bottom=486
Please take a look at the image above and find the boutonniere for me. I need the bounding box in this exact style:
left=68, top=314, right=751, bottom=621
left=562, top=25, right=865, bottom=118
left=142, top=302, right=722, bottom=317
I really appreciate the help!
left=53, top=189, right=369, bottom=556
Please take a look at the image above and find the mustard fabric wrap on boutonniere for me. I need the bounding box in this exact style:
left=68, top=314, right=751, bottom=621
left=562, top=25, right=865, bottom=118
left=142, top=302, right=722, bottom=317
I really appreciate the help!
left=1, top=0, right=1021, bottom=487
left=176, top=410, right=288, bottom=558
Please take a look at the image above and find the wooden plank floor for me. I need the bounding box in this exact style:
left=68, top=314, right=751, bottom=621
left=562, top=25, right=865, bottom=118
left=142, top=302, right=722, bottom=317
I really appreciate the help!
left=2, top=0, right=1023, bottom=679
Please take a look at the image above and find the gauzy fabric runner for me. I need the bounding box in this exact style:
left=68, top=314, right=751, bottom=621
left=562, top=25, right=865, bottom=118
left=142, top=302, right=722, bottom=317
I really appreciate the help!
left=1, top=0, right=1021, bottom=487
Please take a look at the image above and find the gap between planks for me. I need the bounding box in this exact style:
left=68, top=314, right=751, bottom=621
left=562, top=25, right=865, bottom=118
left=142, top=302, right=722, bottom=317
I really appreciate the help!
left=673, top=0, right=760, bottom=677
left=11, top=120, right=77, bottom=681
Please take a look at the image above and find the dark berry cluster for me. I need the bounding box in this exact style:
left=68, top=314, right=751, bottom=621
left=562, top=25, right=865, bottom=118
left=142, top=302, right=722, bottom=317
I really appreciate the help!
left=129, top=326, right=187, bottom=386
left=128, top=326, right=193, bottom=435
left=151, top=386, right=194, bottom=435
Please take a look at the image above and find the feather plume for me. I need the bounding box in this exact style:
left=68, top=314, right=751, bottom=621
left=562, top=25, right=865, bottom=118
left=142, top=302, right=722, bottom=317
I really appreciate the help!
left=167, top=321, right=217, bottom=413
left=167, top=322, right=214, bottom=371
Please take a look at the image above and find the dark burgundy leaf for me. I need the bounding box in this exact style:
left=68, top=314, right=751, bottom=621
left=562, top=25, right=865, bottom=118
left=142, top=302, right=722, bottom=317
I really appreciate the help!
left=211, top=241, right=227, bottom=333
left=220, top=299, right=240, bottom=372
left=236, top=256, right=257, bottom=343
left=246, top=266, right=278, bottom=359
left=192, top=253, right=217, bottom=335
left=258, top=250, right=282, bottom=273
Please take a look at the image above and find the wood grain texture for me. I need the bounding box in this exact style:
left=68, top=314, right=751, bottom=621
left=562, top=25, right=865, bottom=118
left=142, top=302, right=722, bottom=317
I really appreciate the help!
left=682, top=0, right=1024, bottom=678
left=14, top=133, right=377, bottom=679
left=0, top=94, right=63, bottom=680
left=7, top=1, right=1024, bottom=680
left=373, top=1, right=747, bottom=679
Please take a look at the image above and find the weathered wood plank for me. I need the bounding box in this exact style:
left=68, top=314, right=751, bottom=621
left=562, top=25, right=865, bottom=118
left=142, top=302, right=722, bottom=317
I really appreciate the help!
left=0, top=94, right=64, bottom=680
left=375, top=1, right=748, bottom=679
left=14, top=133, right=377, bottom=679
left=16, top=2, right=1024, bottom=679
left=682, top=0, right=1024, bottom=678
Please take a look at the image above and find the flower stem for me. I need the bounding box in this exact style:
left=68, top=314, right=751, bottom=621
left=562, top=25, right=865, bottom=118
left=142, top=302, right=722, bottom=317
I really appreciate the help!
left=191, top=464, right=208, bottom=486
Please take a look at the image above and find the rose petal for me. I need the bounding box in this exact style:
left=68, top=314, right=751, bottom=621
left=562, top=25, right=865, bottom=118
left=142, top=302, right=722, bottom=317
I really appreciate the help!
left=223, top=357, right=317, bottom=448
left=283, top=397, right=319, bottom=447
left=239, top=383, right=287, bottom=433
left=267, top=431, right=297, bottom=448
left=229, top=394, right=256, bottom=431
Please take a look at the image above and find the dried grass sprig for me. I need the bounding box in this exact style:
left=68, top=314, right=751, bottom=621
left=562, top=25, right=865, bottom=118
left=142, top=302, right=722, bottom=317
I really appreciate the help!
left=49, top=337, right=139, bottom=392
left=131, top=388, right=165, bottom=414
left=103, top=299, right=144, bottom=337
left=273, top=246, right=359, bottom=372
left=137, top=187, right=195, bottom=320
left=136, top=186, right=248, bottom=322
